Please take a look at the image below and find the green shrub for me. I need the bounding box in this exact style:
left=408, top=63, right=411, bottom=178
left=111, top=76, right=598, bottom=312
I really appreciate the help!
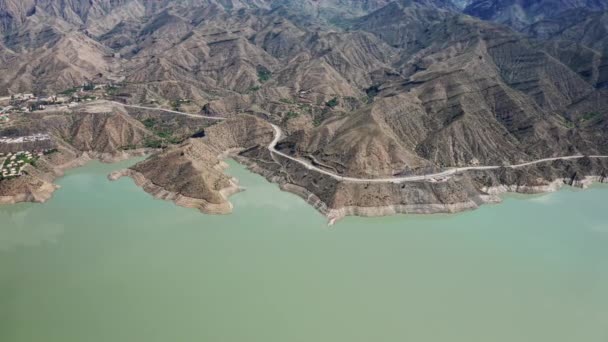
left=581, top=112, right=601, bottom=121
left=142, top=118, right=157, bottom=128
left=60, top=87, right=79, bottom=96
left=144, top=138, right=164, bottom=149
left=257, top=68, right=272, bottom=83
left=326, top=97, right=339, bottom=108
left=286, top=111, right=299, bottom=119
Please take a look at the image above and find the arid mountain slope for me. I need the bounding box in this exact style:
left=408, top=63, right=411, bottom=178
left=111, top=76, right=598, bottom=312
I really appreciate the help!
left=464, top=0, right=608, bottom=29
left=524, top=9, right=608, bottom=88
left=1, top=0, right=607, bottom=218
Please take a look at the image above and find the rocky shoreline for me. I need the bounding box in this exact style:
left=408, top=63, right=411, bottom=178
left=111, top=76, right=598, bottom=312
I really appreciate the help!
left=101, top=149, right=608, bottom=225
left=2, top=141, right=607, bottom=225
left=97, top=114, right=608, bottom=225
left=108, top=163, right=243, bottom=215
left=1, top=111, right=607, bottom=224
left=248, top=158, right=608, bottom=225
left=0, top=179, right=58, bottom=205
left=321, top=176, right=608, bottom=225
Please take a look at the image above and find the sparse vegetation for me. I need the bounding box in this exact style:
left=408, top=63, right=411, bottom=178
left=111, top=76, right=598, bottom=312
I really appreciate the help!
left=60, top=87, right=80, bottom=96
left=581, top=111, right=601, bottom=122
left=257, top=67, right=272, bottom=83
left=285, top=111, right=299, bottom=120
left=365, top=85, right=380, bottom=103
left=83, top=83, right=95, bottom=91
left=326, top=97, right=339, bottom=108
left=144, top=137, right=164, bottom=149
left=142, top=118, right=157, bottom=129
left=106, top=85, right=119, bottom=96
left=156, top=130, right=172, bottom=139
left=297, top=103, right=313, bottom=115
left=141, top=118, right=183, bottom=147
left=313, top=116, right=323, bottom=127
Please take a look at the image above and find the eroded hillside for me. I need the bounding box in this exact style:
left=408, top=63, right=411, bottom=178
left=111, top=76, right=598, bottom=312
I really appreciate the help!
left=1, top=0, right=607, bottom=219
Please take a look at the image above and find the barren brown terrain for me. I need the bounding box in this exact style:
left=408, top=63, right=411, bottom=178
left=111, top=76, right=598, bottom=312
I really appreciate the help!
left=1, top=0, right=607, bottom=220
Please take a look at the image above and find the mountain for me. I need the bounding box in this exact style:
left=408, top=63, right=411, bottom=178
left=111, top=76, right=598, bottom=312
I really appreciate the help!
left=464, top=0, right=608, bottom=29
left=0, top=0, right=398, bottom=36
left=524, top=9, right=608, bottom=88
left=1, top=0, right=607, bottom=218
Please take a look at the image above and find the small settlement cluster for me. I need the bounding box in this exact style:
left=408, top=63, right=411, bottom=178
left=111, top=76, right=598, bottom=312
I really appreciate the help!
left=0, top=93, right=71, bottom=125
left=0, top=132, right=53, bottom=179
left=0, top=151, right=42, bottom=179
left=0, top=83, right=113, bottom=124
left=0, top=93, right=72, bottom=116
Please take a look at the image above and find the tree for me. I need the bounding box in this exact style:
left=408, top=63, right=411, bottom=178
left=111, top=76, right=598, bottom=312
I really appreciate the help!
left=326, top=97, right=339, bottom=108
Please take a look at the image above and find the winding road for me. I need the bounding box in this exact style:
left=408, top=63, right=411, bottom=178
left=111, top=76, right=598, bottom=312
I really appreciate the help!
left=268, top=124, right=608, bottom=183
left=113, top=101, right=608, bottom=184
left=111, top=101, right=225, bottom=120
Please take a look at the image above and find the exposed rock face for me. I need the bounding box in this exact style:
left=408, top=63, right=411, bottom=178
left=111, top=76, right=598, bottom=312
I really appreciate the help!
left=113, top=115, right=274, bottom=214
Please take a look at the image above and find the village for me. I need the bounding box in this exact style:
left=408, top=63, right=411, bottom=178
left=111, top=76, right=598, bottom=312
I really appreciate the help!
left=0, top=150, right=43, bottom=179
left=0, top=82, right=119, bottom=125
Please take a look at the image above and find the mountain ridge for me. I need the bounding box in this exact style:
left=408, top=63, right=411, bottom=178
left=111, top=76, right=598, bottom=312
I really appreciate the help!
left=1, top=0, right=607, bottom=219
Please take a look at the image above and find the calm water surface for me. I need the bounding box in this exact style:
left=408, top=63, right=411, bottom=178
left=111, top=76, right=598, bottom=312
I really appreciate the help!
left=1, top=159, right=607, bottom=342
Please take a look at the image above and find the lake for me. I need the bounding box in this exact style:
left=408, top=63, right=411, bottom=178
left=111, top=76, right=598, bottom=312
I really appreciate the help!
left=1, top=158, right=607, bottom=342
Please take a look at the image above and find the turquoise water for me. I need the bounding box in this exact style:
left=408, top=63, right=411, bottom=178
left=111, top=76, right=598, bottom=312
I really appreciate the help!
left=1, top=159, right=607, bottom=342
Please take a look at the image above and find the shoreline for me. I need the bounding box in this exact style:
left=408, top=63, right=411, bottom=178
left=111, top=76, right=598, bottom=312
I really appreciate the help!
left=0, top=149, right=153, bottom=206
left=108, top=167, right=243, bottom=215
left=323, top=176, right=607, bottom=225
left=1, top=152, right=607, bottom=224
left=2, top=145, right=607, bottom=225
left=238, top=156, right=608, bottom=225
left=107, top=150, right=608, bottom=225
left=108, top=151, right=246, bottom=215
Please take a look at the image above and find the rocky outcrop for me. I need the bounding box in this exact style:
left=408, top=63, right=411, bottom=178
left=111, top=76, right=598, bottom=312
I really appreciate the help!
left=110, top=114, right=275, bottom=214
left=109, top=167, right=242, bottom=214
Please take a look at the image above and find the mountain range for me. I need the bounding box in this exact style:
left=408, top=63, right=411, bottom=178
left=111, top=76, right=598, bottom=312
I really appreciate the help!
left=1, top=0, right=607, bottom=219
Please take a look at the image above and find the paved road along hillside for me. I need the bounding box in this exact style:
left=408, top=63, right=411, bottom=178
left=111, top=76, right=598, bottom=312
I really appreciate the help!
left=112, top=101, right=608, bottom=184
